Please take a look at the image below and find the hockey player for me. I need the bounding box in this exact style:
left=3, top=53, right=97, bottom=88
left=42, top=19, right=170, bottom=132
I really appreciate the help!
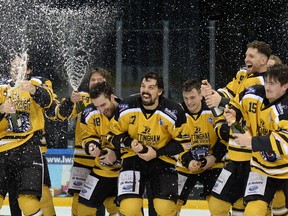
left=176, top=79, right=227, bottom=214
left=201, top=40, right=271, bottom=111
left=224, top=64, right=288, bottom=215
left=0, top=54, right=53, bottom=215
left=57, top=67, right=111, bottom=216
left=77, top=81, right=121, bottom=216
left=265, top=54, right=287, bottom=216
left=6, top=55, right=57, bottom=216
left=203, top=40, right=271, bottom=215
left=108, top=71, right=188, bottom=216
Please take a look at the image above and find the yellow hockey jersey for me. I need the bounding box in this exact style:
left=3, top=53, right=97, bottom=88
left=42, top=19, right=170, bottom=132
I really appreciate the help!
left=0, top=80, right=53, bottom=152
left=4, top=77, right=59, bottom=153
left=177, top=102, right=226, bottom=174
left=57, top=92, right=94, bottom=167
left=216, top=69, right=267, bottom=161
left=217, top=68, right=266, bottom=105
left=109, top=94, right=188, bottom=166
left=230, top=85, right=288, bottom=179
left=80, top=103, right=121, bottom=178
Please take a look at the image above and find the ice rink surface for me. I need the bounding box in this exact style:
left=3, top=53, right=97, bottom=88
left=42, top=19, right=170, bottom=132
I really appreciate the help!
left=0, top=206, right=210, bottom=216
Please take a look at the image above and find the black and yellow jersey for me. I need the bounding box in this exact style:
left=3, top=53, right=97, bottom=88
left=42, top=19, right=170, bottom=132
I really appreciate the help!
left=4, top=76, right=59, bottom=154
left=31, top=76, right=59, bottom=153
left=57, top=91, right=94, bottom=167
left=109, top=94, right=188, bottom=165
left=80, top=103, right=121, bottom=178
left=0, top=80, right=53, bottom=152
left=217, top=68, right=266, bottom=105
left=216, top=69, right=267, bottom=161
left=177, top=101, right=226, bottom=174
left=230, top=85, right=288, bottom=178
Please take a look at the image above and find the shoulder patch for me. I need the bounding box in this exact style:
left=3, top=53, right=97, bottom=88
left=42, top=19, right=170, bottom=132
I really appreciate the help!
left=164, top=107, right=178, bottom=120
left=245, top=86, right=256, bottom=94
left=119, top=103, right=129, bottom=112
left=276, top=102, right=286, bottom=115
left=82, top=106, right=94, bottom=117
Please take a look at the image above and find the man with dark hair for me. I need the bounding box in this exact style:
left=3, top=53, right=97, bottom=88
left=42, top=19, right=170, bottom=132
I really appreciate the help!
left=76, top=81, right=121, bottom=216
left=224, top=64, right=288, bottom=215
left=202, top=41, right=272, bottom=215
left=263, top=55, right=287, bottom=216
left=6, top=54, right=57, bottom=216
left=202, top=40, right=271, bottom=110
left=176, top=79, right=227, bottom=214
left=57, top=67, right=111, bottom=216
left=0, top=54, right=53, bottom=215
left=108, top=71, right=188, bottom=216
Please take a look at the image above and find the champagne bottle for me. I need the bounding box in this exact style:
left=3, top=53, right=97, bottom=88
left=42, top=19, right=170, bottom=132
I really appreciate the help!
left=230, top=119, right=245, bottom=134
left=211, top=107, right=224, bottom=117
left=202, top=80, right=224, bottom=117
left=10, top=96, right=19, bottom=131
left=10, top=111, right=19, bottom=130
left=76, top=101, right=85, bottom=113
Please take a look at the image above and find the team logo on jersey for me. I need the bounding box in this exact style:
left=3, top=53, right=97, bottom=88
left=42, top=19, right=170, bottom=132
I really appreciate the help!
left=14, top=97, right=30, bottom=112
left=261, top=151, right=278, bottom=162
left=276, top=102, right=285, bottom=115
left=258, top=119, right=270, bottom=135
left=191, top=132, right=210, bottom=146
left=138, top=126, right=160, bottom=147
left=142, top=126, right=151, bottom=134
left=194, top=126, right=201, bottom=133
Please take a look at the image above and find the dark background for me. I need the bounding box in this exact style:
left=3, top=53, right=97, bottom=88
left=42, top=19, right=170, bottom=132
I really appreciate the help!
left=47, top=0, right=287, bottom=89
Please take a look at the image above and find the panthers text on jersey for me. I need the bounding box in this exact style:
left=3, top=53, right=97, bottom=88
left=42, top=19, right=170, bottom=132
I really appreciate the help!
left=108, top=94, right=189, bottom=165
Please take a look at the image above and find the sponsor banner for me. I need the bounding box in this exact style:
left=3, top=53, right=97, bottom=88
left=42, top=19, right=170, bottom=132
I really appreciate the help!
left=46, top=149, right=74, bottom=197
